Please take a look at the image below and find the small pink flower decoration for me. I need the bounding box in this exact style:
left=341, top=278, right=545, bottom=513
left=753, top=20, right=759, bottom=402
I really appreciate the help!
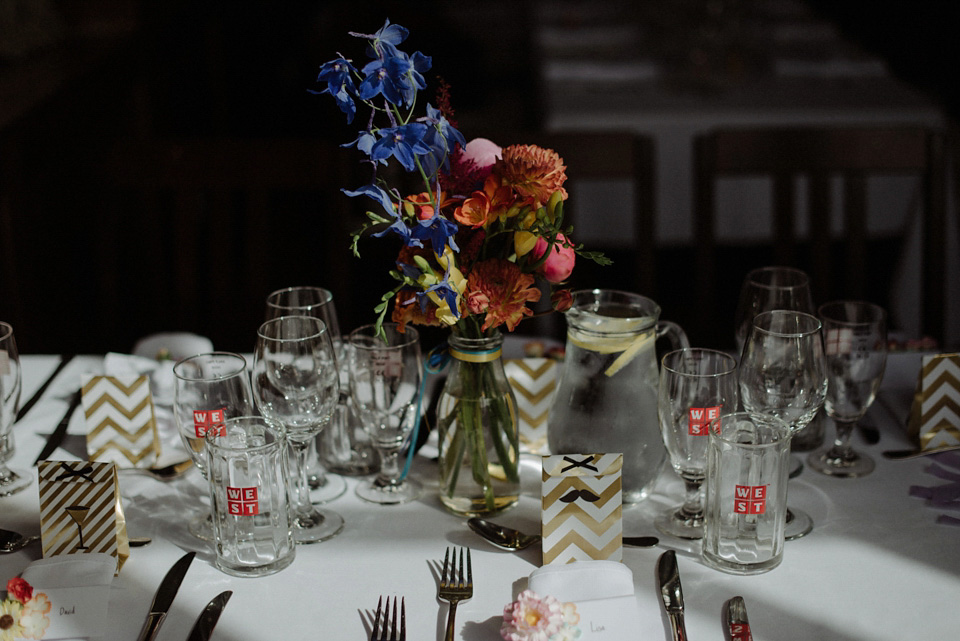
left=501, top=590, right=581, bottom=641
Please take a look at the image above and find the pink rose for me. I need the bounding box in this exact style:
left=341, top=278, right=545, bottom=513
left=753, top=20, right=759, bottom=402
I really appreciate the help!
left=466, top=289, right=490, bottom=315
left=7, top=577, right=33, bottom=603
left=462, top=138, right=502, bottom=171
left=532, top=234, right=575, bottom=283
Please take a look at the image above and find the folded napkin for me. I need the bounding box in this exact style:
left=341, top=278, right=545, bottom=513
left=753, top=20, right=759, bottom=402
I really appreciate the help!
left=19, top=553, right=115, bottom=640
left=526, top=560, right=654, bottom=640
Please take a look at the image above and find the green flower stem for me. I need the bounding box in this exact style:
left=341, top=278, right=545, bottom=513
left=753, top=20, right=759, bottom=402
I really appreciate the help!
left=441, top=400, right=466, bottom=496
left=481, top=364, right=520, bottom=483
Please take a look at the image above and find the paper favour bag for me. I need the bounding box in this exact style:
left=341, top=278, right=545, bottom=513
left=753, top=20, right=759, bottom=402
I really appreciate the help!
left=505, top=358, right=558, bottom=454
left=907, top=353, right=960, bottom=451
left=82, top=374, right=161, bottom=467
left=542, top=454, right=622, bottom=565
left=38, top=461, right=130, bottom=573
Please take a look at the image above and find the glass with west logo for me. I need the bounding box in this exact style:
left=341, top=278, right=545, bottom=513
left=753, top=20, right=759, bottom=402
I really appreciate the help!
left=173, top=352, right=254, bottom=540
left=206, top=416, right=295, bottom=576
left=703, top=411, right=790, bottom=575
left=656, top=348, right=738, bottom=539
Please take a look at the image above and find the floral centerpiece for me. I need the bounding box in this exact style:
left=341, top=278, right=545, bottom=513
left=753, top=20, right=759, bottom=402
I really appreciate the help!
left=313, top=19, right=607, bottom=515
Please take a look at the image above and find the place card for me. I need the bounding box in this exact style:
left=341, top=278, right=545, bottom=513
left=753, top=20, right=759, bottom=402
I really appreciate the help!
left=19, top=553, right=115, bottom=640
left=81, top=374, right=161, bottom=467
left=505, top=358, right=558, bottom=454
left=908, top=353, right=960, bottom=451
left=542, top=453, right=622, bottom=565
left=37, top=461, right=130, bottom=573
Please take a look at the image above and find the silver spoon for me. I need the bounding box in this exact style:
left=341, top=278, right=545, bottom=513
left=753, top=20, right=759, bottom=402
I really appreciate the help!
left=468, top=517, right=659, bottom=550
left=0, top=528, right=151, bottom=552
left=882, top=444, right=960, bottom=460
left=120, top=459, right=193, bottom=481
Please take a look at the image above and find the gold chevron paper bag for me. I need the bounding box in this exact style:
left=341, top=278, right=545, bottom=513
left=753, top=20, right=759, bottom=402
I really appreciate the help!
left=38, top=461, right=130, bottom=573
left=908, top=353, right=960, bottom=451
left=505, top=358, right=558, bottom=454
left=81, top=374, right=161, bottom=467
left=542, top=453, right=623, bottom=565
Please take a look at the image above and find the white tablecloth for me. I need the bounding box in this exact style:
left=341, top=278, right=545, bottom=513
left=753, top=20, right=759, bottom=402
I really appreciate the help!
left=2, top=352, right=959, bottom=640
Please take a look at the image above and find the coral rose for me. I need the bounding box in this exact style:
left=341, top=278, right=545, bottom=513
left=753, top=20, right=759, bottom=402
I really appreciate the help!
left=462, top=138, right=502, bottom=170
left=532, top=234, right=576, bottom=283
left=6, top=578, right=32, bottom=604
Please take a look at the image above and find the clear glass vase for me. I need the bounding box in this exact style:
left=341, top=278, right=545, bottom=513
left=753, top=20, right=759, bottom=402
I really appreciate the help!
left=436, top=330, right=520, bottom=516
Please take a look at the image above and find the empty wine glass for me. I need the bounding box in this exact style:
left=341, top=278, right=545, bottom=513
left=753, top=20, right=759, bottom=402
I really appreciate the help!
left=173, top=352, right=255, bottom=540
left=348, top=324, right=423, bottom=505
left=253, top=315, right=343, bottom=543
left=265, top=286, right=353, bottom=501
left=0, top=322, right=31, bottom=497
left=808, top=301, right=887, bottom=478
left=656, top=348, right=738, bottom=539
left=739, top=310, right=827, bottom=540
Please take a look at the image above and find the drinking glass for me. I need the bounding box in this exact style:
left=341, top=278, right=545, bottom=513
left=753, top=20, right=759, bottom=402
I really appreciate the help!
left=348, top=324, right=423, bottom=504
left=265, top=286, right=351, bottom=502
left=0, top=322, right=30, bottom=497
left=808, top=301, right=887, bottom=478
left=253, top=315, right=343, bottom=543
left=739, top=310, right=827, bottom=540
left=656, top=348, right=738, bottom=539
left=734, top=266, right=824, bottom=456
left=173, top=352, right=254, bottom=540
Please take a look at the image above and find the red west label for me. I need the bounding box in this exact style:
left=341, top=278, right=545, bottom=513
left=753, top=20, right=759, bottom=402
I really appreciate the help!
left=688, top=405, right=722, bottom=436
left=193, top=408, right=226, bottom=438
left=734, top=485, right=767, bottom=514
left=226, top=486, right=259, bottom=515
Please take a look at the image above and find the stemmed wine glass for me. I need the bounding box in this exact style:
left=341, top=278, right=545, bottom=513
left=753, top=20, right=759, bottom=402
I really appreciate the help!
left=265, top=286, right=351, bottom=502
left=348, top=323, right=423, bottom=505
left=808, top=301, right=887, bottom=478
left=739, top=310, right=827, bottom=540
left=656, top=348, right=739, bottom=539
left=0, top=322, right=31, bottom=497
left=253, top=315, right=343, bottom=543
left=173, top=351, right=254, bottom=540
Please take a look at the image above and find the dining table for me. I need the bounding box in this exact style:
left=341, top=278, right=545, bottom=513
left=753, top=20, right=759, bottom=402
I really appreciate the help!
left=2, top=347, right=959, bottom=640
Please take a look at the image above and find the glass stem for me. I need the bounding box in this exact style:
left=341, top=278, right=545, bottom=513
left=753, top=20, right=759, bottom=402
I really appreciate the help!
left=377, top=448, right=401, bottom=487
left=828, top=420, right=856, bottom=459
left=292, top=439, right=312, bottom=513
left=678, top=477, right=703, bottom=520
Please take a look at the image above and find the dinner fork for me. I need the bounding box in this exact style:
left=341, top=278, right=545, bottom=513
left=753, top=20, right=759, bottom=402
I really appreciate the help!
left=438, top=547, right=473, bottom=641
left=371, top=596, right=405, bottom=641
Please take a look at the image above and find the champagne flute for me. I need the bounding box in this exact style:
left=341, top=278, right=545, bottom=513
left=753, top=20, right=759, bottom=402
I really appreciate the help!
left=348, top=323, right=423, bottom=505
left=808, top=301, right=887, bottom=477
left=656, top=348, right=738, bottom=539
left=739, top=310, right=827, bottom=540
left=173, top=352, right=254, bottom=540
left=265, top=286, right=354, bottom=501
left=253, top=315, right=343, bottom=543
left=0, top=322, right=30, bottom=497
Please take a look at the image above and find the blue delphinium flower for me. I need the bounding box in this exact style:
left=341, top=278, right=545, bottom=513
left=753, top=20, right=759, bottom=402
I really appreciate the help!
left=342, top=184, right=423, bottom=248
left=362, top=19, right=408, bottom=58
left=358, top=49, right=431, bottom=108
left=309, top=57, right=358, bottom=122
left=370, top=123, right=432, bottom=171
left=419, top=103, right=466, bottom=175
left=412, top=212, right=460, bottom=255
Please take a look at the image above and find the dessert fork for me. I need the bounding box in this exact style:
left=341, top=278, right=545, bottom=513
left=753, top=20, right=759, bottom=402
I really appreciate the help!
left=371, top=595, right=405, bottom=641
left=438, top=546, right=472, bottom=641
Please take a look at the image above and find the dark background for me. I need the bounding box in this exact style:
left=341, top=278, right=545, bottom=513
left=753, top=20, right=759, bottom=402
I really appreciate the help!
left=1, top=0, right=956, bottom=355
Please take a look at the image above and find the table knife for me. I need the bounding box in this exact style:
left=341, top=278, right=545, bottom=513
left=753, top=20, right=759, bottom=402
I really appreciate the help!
left=16, top=354, right=74, bottom=422
left=727, top=596, right=753, bottom=641
left=33, top=390, right=82, bottom=465
left=136, top=551, right=196, bottom=641
left=657, top=550, right=688, bottom=641
left=187, top=591, right=233, bottom=641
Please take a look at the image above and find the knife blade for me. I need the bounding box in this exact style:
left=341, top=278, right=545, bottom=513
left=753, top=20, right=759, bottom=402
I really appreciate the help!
left=657, top=550, right=688, bottom=641
left=187, top=591, right=232, bottom=641
left=727, top=596, right=753, bottom=641
left=16, top=354, right=74, bottom=422
left=136, top=551, right=196, bottom=641
left=33, top=390, right=82, bottom=465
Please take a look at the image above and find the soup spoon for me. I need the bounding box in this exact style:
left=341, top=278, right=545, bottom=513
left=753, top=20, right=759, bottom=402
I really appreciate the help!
left=468, top=517, right=659, bottom=550
left=0, top=528, right=151, bottom=553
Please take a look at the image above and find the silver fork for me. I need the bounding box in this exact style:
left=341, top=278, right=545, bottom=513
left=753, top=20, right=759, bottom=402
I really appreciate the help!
left=371, top=596, right=405, bottom=641
left=438, top=547, right=473, bottom=641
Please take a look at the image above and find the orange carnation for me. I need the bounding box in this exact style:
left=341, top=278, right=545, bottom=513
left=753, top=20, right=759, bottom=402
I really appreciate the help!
left=496, top=145, right=568, bottom=209
left=464, top=258, right=541, bottom=332
left=453, top=174, right=514, bottom=229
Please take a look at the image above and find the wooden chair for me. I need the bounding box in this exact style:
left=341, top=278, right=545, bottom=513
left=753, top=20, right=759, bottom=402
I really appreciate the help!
left=693, top=125, right=948, bottom=348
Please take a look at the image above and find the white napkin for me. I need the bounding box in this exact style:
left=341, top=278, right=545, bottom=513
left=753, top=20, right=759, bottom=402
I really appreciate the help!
left=19, top=553, right=115, bottom=640
left=528, top=561, right=654, bottom=640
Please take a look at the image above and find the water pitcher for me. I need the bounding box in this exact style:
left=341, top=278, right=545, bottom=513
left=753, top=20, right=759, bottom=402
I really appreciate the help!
left=548, top=289, right=688, bottom=503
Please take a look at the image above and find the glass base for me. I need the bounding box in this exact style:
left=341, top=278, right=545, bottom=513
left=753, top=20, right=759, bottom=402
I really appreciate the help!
left=292, top=507, right=345, bottom=544
left=654, top=506, right=704, bottom=540
left=0, top=467, right=33, bottom=497
left=356, top=477, right=422, bottom=505
left=785, top=506, right=814, bottom=541
left=807, top=446, right=876, bottom=478
left=307, top=471, right=347, bottom=504
left=189, top=510, right=215, bottom=541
